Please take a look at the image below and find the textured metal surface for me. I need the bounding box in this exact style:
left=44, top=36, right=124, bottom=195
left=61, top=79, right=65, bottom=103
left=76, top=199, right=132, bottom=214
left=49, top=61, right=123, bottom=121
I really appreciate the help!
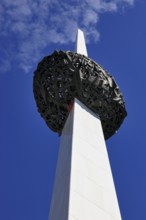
left=33, top=50, right=127, bottom=139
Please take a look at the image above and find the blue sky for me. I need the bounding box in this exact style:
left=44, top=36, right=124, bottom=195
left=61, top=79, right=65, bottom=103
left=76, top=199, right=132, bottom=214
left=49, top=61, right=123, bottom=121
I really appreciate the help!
left=0, top=0, right=146, bottom=219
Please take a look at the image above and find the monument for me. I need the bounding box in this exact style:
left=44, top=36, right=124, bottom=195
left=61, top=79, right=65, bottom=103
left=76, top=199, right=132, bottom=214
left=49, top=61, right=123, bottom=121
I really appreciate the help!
left=33, top=29, right=127, bottom=220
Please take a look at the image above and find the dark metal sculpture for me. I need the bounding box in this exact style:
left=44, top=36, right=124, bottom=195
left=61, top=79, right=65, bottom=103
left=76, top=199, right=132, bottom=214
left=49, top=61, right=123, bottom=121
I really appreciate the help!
left=33, top=50, right=127, bottom=139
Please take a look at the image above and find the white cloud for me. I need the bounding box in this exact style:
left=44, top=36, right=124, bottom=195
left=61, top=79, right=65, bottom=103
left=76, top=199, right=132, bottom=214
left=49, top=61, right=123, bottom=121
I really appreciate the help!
left=0, top=0, right=134, bottom=73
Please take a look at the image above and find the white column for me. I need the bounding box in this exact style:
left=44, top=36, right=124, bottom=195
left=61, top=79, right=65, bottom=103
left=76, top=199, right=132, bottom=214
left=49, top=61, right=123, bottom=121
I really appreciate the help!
left=48, top=99, right=122, bottom=220
left=48, top=29, right=122, bottom=220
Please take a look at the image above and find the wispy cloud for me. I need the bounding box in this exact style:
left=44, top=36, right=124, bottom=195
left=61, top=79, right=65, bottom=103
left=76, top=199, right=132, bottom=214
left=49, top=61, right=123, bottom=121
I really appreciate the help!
left=0, top=0, right=134, bottom=73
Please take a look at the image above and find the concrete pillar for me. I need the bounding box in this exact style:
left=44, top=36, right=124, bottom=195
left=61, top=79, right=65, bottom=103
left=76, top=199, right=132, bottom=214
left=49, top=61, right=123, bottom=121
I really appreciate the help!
left=48, top=29, right=122, bottom=220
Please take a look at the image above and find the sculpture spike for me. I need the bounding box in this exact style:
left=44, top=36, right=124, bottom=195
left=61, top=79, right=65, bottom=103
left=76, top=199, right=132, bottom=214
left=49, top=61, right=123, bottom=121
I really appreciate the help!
left=75, top=29, right=88, bottom=56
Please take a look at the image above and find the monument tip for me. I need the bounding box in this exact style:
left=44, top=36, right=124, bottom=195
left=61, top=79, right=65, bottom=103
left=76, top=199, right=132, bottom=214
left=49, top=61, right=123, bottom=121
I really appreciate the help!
left=75, top=28, right=88, bottom=56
